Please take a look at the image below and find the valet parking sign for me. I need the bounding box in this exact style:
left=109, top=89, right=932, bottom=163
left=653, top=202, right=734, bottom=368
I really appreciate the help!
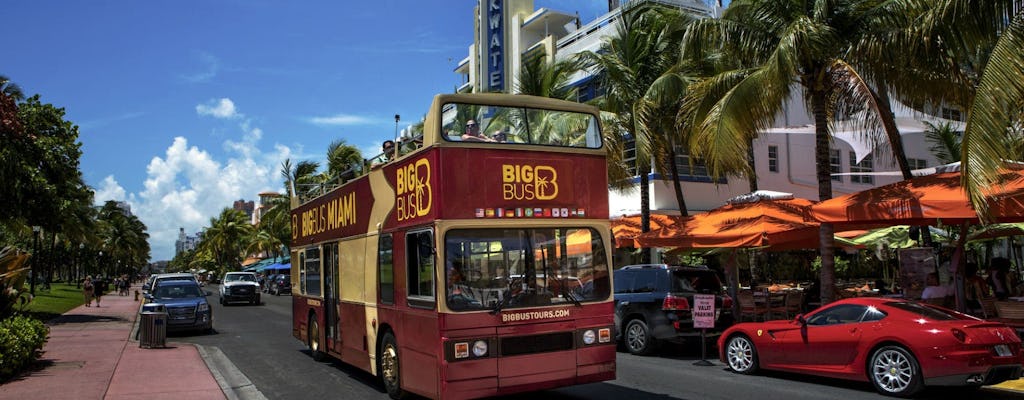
left=693, top=294, right=715, bottom=329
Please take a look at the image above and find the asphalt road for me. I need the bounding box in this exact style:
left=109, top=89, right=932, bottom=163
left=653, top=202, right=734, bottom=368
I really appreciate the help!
left=175, top=284, right=1024, bottom=400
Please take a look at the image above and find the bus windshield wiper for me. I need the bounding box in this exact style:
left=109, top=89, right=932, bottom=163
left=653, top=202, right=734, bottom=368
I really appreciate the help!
left=561, top=281, right=583, bottom=308
left=490, top=288, right=513, bottom=315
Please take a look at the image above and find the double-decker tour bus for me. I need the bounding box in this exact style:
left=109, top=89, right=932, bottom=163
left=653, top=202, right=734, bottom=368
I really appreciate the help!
left=290, top=93, right=614, bottom=399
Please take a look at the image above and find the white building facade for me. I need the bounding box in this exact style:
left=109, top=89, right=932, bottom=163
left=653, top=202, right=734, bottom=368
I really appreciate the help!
left=456, top=0, right=957, bottom=217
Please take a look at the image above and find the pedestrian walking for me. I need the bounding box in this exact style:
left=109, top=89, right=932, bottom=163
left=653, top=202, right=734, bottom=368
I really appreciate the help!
left=94, top=277, right=106, bottom=307
left=120, top=275, right=130, bottom=296
left=82, top=276, right=94, bottom=307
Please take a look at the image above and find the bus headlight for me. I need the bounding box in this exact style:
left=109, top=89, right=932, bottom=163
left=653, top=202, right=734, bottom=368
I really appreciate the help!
left=582, top=329, right=596, bottom=345
left=598, top=328, right=611, bottom=343
left=472, top=340, right=488, bottom=357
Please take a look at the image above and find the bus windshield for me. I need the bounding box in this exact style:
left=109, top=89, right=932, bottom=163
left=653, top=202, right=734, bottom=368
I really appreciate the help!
left=444, top=227, right=610, bottom=312
left=442, top=103, right=601, bottom=148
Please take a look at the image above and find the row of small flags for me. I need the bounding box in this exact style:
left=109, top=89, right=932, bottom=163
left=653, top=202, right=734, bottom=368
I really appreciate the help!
left=475, top=207, right=587, bottom=218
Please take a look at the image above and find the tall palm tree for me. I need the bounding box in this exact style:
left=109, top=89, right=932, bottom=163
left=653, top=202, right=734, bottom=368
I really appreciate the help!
left=580, top=3, right=686, bottom=262
left=199, top=208, right=254, bottom=277
left=281, top=159, right=321, bottom=198
left=681, top=0, right=910, bottom=303
left=326, top=139, right=363, bottom=183
left=955, top=6, right=1024, bottom=212
left=515, top=53, right=583, bottom=101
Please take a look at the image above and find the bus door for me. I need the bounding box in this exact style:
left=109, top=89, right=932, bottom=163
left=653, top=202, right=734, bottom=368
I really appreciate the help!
left=323, top=242, right=341, bottom=352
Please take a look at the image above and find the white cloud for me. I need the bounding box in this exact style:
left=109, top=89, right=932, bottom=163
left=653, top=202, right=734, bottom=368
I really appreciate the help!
left=308, top=113, right=375, bottom=126
left=196, top=98, right=240, bottom=119
left=93, top=176, right=127, bottom=204
left=118, top=102, right=294, bottom=260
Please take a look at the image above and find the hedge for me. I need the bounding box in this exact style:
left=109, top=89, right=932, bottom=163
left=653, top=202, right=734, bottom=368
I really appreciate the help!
left=0, top=315, right=49, bottom=381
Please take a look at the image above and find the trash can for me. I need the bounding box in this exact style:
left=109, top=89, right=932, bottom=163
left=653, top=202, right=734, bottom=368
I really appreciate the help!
left=139, top=303, right=167, bottom=348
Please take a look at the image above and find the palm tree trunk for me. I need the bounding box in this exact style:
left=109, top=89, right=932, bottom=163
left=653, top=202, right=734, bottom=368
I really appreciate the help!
left=874, top=87, right=934, bottom=246
left=666, top=139, right=689, bottom=217
left=812, top=90, right=837, bottom=304
left=640, top=169, right=652, bottom=264
left=747, top=142, right=758, bottom=192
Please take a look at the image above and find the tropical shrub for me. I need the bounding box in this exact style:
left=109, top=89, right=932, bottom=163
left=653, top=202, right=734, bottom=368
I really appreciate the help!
left=0, top=314, right=48, bottom=381
left=0, top=246, right=32, bottom=319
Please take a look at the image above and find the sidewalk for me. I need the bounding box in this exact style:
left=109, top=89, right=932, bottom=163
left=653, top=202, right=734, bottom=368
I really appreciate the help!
left=1, top=284, right=225, bottom=400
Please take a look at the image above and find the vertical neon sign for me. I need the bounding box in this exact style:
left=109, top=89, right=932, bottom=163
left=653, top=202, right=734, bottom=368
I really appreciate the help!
left=486, top=0, right=504, bottom=91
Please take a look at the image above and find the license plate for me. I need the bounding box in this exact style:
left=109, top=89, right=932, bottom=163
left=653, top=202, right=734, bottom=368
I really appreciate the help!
left=995, top=344, right=1012, bottom=357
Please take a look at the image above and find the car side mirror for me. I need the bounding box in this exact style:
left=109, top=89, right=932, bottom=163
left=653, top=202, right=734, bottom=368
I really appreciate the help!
left=204, top=291, right=213, bottom=297
left=795, top=314, right=806, bottom=325
left=143, top=293, right=154, bottom=301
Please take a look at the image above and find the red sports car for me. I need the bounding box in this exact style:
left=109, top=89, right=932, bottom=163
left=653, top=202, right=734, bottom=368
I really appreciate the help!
left=718, top=297, right=1024, bottom=397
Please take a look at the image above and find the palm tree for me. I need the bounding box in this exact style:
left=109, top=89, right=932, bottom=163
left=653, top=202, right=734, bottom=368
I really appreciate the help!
left=952, top=6, right=1024, bottom=212
left=924, top=121, right=963, bottom=165
left=580, top=3, right=686, bottom=262
left=326, top=139, right=363, bottom=183
left=515, top=54, right=583, bottom=101
left=281, top=159, right=321, bottom=198
left=680, top=0, right=912, bottom=303
left=198, top=208, right=254, bottom=277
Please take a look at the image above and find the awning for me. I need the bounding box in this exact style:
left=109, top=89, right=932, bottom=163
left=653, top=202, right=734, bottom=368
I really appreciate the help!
left=811, top=168, right=1024, bottom=229
left=635, top=197, right=819, bottom=249
left=256, top=260, right=291, bottom=272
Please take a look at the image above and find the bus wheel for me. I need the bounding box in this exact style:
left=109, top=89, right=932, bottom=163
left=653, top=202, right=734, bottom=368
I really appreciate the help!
left=379, top=332, right=407, bottom=399
left=308, top=316, right=325, bottom=361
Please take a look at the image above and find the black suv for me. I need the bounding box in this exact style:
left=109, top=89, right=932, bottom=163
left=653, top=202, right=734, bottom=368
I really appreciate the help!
left=613, top=264, right=733, bottom=355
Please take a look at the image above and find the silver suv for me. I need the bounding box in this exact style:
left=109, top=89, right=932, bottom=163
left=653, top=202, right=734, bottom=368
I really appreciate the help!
left=219, top=272, right=261, bottom=305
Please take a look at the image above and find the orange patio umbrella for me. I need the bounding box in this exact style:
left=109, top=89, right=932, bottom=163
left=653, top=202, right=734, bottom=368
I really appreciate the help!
left=811, top=169, right=1024, bottom=229
left=634, top=197, right=820, bottom=249
left=610, top=214, right=676, bottom=248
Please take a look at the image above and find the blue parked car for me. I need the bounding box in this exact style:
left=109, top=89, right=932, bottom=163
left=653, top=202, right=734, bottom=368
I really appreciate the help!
left=146, top=279, right=213, bottom=334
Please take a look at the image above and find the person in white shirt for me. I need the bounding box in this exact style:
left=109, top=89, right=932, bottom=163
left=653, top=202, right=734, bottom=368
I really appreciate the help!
left=921, top=272, right=948, bottom=301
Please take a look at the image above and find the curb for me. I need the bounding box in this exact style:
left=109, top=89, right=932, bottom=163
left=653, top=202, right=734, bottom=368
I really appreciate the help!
left=196, top=344, right=268, bottom=400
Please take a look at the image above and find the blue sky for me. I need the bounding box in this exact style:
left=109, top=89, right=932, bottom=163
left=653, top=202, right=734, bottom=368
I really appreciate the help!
left=3, top=1, right=611, bottom=261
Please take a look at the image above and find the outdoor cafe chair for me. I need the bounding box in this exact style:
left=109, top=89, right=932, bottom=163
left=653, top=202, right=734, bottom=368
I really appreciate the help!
left=738, top=290, right=769, bottom=321
left=770, top=291, right=804, bottom=320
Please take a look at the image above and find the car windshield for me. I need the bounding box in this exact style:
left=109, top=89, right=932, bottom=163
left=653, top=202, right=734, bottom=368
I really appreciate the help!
left=225, top=274, right=256, bottom=282
left=671, top=270, right=722, bottom=294
left=153, top=284, right=204, bottom=299
left=444, top=227, right=611, bottom=312
left=888, top=301, right=971, bottom=321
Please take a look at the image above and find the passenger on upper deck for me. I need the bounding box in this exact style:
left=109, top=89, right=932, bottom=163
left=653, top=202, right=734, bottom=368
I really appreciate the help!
left=461, top=119, right=495, bottom=142
left=372, top=140, right=395, bottom=168
left=490, top=129, right=507, bottom=143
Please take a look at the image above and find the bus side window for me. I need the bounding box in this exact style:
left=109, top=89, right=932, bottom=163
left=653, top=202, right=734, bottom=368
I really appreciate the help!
left=406, top=229, right=436, bottom=307
left=379, top=234, right=394, bottom=305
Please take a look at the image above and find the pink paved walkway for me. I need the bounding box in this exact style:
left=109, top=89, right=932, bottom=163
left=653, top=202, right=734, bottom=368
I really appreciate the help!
left=0, top=284, right=224, bottom=400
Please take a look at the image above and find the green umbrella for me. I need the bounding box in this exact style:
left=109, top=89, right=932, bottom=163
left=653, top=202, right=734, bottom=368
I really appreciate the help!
left=849, top=225, right=949, bottom=249
left=967, top=222, right=1024, bottom=242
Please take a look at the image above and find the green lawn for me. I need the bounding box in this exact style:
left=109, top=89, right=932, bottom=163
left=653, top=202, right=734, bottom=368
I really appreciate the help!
left=21, top=283, right=84, bottom=322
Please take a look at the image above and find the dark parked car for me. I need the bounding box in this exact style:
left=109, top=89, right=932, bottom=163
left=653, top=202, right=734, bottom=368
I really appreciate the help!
left=270, top=274, right=291, bottom=296
left=146, top=279, right=213, bottom=333
left=613, top=264, right=733, bottom=355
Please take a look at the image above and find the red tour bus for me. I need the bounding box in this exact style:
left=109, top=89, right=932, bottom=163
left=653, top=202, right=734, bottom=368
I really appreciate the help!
left=290, top=93, right=614, bottom=399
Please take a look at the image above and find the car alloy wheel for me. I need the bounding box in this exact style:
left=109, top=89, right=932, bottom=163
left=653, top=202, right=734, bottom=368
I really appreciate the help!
left=870, top=345, right=923, bottom=397
left=625, top=319, right=654, bottom=355
left=726, top=335, right=758, bottom=374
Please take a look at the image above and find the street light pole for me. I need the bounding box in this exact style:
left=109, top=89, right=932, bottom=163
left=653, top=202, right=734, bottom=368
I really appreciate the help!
left=31, top=226, right=40, bottom=295
left=77, top=243, right=84, bottom=288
